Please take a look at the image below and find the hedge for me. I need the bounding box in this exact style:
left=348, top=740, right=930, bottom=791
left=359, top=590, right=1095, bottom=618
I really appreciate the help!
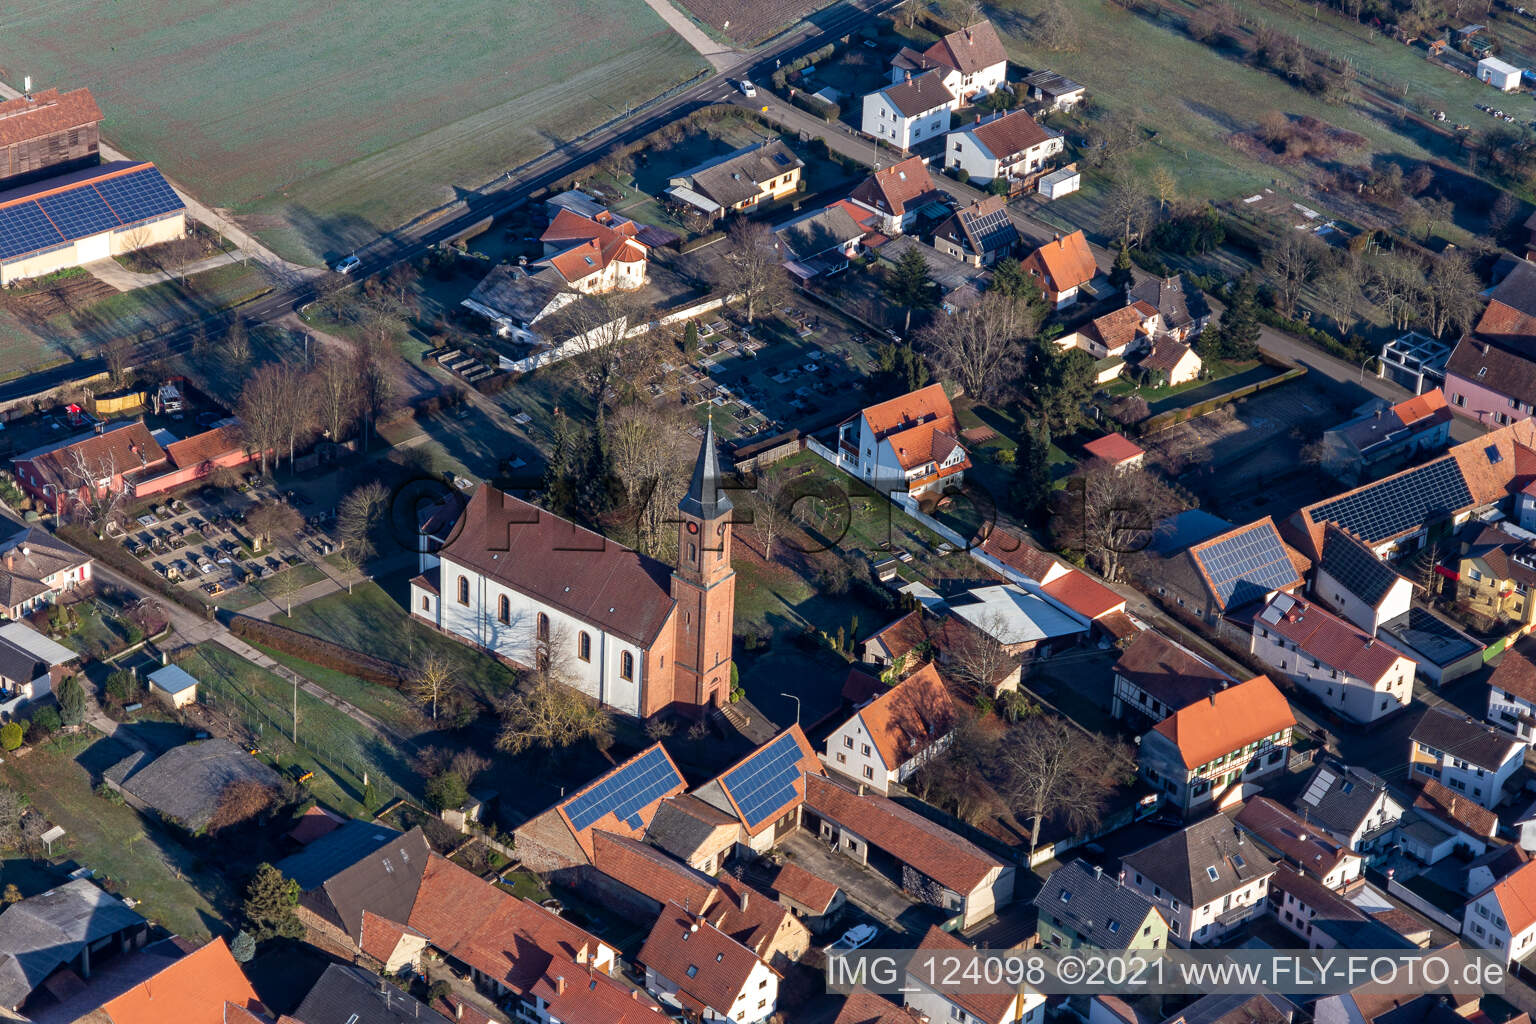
left=228, top=616, right=408, bottom=686
left=790, top=91, right=839, bottom=122
left=1140, top=366, right=1306, bottom=433
left=57, top=525, right=210, bottom=617
left=1255, top=306, right=1371, bottom=363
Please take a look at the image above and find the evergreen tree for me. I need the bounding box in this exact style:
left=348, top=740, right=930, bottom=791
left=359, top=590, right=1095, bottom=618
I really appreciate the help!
left=56, top=676, right=86, bottom=727
left=241, top=864, right=303, bottom=941
left=1215, top=276, right=1262, bottom=359
left=682, top=320, right=699, bottom=358
left=886, top=247, right=936, bottom=332
left=229, top=930, right=256, bottom=963
left=1108, top=243, right=1135, bottom=292
left=1010, top=420, right=1053, bottom=523
left=1035, top=345, right=1097, bottom=433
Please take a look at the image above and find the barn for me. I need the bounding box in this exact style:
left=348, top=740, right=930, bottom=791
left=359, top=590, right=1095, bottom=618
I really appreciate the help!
left=0, top=161, right=186, bottom=286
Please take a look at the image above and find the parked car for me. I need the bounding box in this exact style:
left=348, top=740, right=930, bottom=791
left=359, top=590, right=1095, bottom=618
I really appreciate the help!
left=333, top=254, right=361, bottom=275
left=826, top=924, right=879, bottom=953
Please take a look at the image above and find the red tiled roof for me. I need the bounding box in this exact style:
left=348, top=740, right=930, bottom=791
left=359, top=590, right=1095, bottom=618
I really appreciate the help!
left=854, top=662, right=956, bottom=771
left=439, top=485, right=677, bottom=648
left=1098, top=610, right=1141, bottom=641
left=707, top=877, right=798, bottom=957
left=20, top=421, right=166, bottom=492
left=979, top=528, right=1065, bottom=582
left=0, top=88, right=102, bottom=149
left=1024, top=230, right=1096, bottom=294
left=861, top=384, right=968, bottom=472
left=880, top=70, right=954, bottom=117
left=1414, top=779, right=1497, bottom=839
left=432, top=994, right=497, bottom=1024
left=1483, top=858, right=1536, bottom=934
left=526, top=962, right=665, bottom=1024
left=99, top=937, right=264, bottom=1024
left=592, top=830, right=717, bottom=911
left=1258, top=593, right=1406, bottom=683
left=1393, top=388, right=1450, bottom=427
left=287, top=804, right=345, bottom=845
left=541, top=208, right=648, bottom=285
left=165, top=425, right=246, bottom=470
left=968, top=109, right=1056, bottom=160
left=1475, top=299, right=1536, bottom=344
left=835, top=988, right=926, bottom=1024
left=925, top=21, right=1009, bottom=75
left=1087, top=306, right=1147, bottom=353
left=555, top=744, right=687, bottom=858
left=1141, top=338, right=1197, bottom=375
left=639, top=905, right=767, bottom=1015
left=359, top=910, right=420, bottom=964
left=914, top=926, right=1021, bottom=1023
left=850, top=156, right=940, bottom=217
left=805, top=774, right=1001, bottom=893
left=1151, top=675, right=1295, bottom=769
left=1490, top=638, right=1536, bottom=706
left=772, top=861, right=839, bottom=915
left=1234, top=797, right=1356, bottom=878
left=1040, top=570, right=1125, bottom=619
left=1083, top=432, right=1144, bottom=464
left=1113, top=629, right=1233, bottom=709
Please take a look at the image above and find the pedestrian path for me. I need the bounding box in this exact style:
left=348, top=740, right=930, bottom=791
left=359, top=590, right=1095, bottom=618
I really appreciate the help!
left=82, top=252, right=241, bottom=292
left=642, top=0, right=740, bottom=71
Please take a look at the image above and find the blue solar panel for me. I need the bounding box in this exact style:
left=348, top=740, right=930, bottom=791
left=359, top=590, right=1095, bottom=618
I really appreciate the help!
left=37, top=188, right=117, bottom=241
left=1311, top=457, right=1472, bottom=543
left=0, top=165, right=184, bottom=263
left=722, top=731, right=806, bottom=829
left=562, top=746, right=681, bottom=834
left=1193, top=522, right=1300, bottom=611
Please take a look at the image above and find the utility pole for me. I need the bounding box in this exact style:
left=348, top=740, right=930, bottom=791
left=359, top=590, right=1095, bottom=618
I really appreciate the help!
left=292, top=675, right=298, bottom=744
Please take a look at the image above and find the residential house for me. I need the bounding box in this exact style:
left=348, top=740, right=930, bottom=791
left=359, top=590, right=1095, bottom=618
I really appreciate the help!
left=1154, top=517, right=1307, bottom=633
left=1318, top=390, right=1454, bottom=485
left=904, top=926, right=1045, bottom=1024
left=1121, top=814, right=1279, bottom=946
left=890, top=21, right=1010, bottom=108
left=1038, top=569, right=1133, bottom=642
left=1463, top=857, right=1536, bottom=964
left=1291, top=759, right=1404, bottom=857
left=536, top=205, right=649, bottom=293
left=775, top=203, right=866, bottom=278
left=291, top=963, right=452, bottom=1024
left=1020, top=230, right=1096, bottom=307
left=1457, top=523, right=1536, bottom=629
left=588, top=829, right=717, bottom=922
left=12, top=421, right=166, bottom=515
left=89, top=936, right=268, bottom=1024
left=1410, top=707, right=1524, bottom=808
left=514, top=743, right=687, bottom=875
left=823, top=662, right=956, bottom=795
left=1128, top=275, right=1211, bottom=342
left=941, top=583, right=1089, bottom=663
left=0, top=619, right=75, bottom=713
left=1443, top=259, right=1536, bottom=424
left=1468, top=843, right=1530, bottom=897
left=930, top=195, right=1020, bottom=266
left=943, top=109, right=1062, bottom=186
left=856, top=610, right=1026, bottom=692
left=1137, top=338, right=1202, bottom=387
left=1057, top=305, right=1156, bottom=361
left=708, top=877, right=813, bottom=972
left=848, top=156, right=942, bottom=236
left=1137, top=675, right=1297, bottom=814
left=1251, top=592, right=1415, bottom=723
left=836, top=989, right=927, bottom=1024
left=1082, top=432, right=1145, bottom=469
left=1489, top=637, right=1536, bottom=744
left=275, top=822, right=433, bottom=951
left=1034, top=860, right=1169, bottom=951
left=666, top=140, right=804, bottom=219
left=639, top=904, right=778, bottom=1024
left=689, top=725, right=823, bottom=855
left=1311, top=525, right=1414, bottom=635
left=1400, top=779, right=1495, bottom=863
left=412, top=425, right=737, bottom=719
left=974, top=528, right=1072, bottom=587
left=1268, top=866, right=1415, bottom=951
left=646, top=795, right=744, bottom=875
left=0, top=879, right=149, bottom=1015
left=834, top=383, right=970, bottom=500
left=1022, top=70, right=1086, bottom=110
left=1092, top=996, right=1294, bottom=1024
left=805, top=773, right=1014, bottom=929
left=1111, top=629, right=1236, bottom=728
left=1234, top=797, right=1364, bottom=889
left=861, top=71, right=954, bottom=152
left=0, top=523, right=90, bottom=620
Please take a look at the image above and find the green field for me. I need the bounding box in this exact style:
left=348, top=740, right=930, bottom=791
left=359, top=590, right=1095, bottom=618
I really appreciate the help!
left=0, top=1, right=708, bottom=263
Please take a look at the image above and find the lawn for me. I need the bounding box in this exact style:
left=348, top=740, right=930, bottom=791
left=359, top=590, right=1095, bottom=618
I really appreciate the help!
left=212, top=562, right=328, bottom=613
left=246, top=640, right=427, bottom=740
left=0, top=730, right=232, bottom=940
left=0, top=1, right=708, bottom=263
left=270, top=576, right=520, bottom=704
left=178, top=643, right=420, bottom=814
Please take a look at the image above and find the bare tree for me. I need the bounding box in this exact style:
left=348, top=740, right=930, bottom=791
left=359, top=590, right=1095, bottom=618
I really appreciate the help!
left=743, top=462, right=790, bottom=562
left=408, top=649, right=459, bottom=722
left=236, top=363, right=288, bottom=475
left=919, top=290, right=1038, bottom=403
left=336, top=481, right=390, bottom=564
left=1051, top=466, right=1188, bottom=583
left=945, top=615, right=1017, bottom=698
left=1315, top=270, right=1359, bottom=335
left=246, top=501, right=302, bottom=552
left=911, top=717, right=998, bottom=825
left=1261, top=232, right=1322, bottom=319
left=1101, top=177, right=1153, bottom=246
left=1367, top=251, right=1426, bottom=332
left=1032, top=0, right=1080, bottom=52
left=606, top=404, right=692, bottom=556
left=1424, top=252, right=1481, bottom=339
left=1000, top=714, right=1135, bottom=854
left=59, top=446, right=127, bottom=536
left=279, top=371, right=316, bottom=468
left=546, top=289, right=653, bottom=403
left=498, top=631, right=614, bottom=755
left=352, top=339, right=396, bottom=448
left=207, top=780, right=278, bottom=833
left=310, top=350, right=359, bottom=445
left=223, top=317, right=252, bottom=366
left=1150, top=166, right=1178, bottom=214
left=724, top=220, right=788, bottom=325
left=100, top=335, right=132, bottom=389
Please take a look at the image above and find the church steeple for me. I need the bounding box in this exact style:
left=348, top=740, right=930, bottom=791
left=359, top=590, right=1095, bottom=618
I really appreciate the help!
left=678, top=414, right=732, bottom=520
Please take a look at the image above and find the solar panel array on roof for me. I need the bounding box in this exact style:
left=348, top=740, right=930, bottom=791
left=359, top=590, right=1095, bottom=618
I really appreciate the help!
left=963, top=204, right=1017, bottom=252
left=1193, top=523, right=1298, bottom=610
left=0, top=164, right=184, bottom=263
left=562, top=746, right=681, bottom=833
left=722, top=731, right=807, bottom=829
left=1310, top=458, right=1472, bottom=542
left=1320, top=528, right=1400, bottom=606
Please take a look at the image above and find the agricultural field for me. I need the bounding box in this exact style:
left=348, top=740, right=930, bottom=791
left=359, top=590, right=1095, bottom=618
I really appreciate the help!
left=674, top=0, right=831, bottom=45
left=0, top=0, right=709, bottom=264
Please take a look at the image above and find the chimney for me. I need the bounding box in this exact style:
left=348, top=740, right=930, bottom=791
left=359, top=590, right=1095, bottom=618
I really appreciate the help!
left=1208, top=693, right=1217, bottom=705
left=1093, top=864, right=1103, bottom=880
left=456, top=1001, right=463, bottom=1021
left=966, top=25, right=973, bottom=42
left=632, top=988, right=641, bottom=1001
left=3, top=551, right=11, bottom=572
left=556, top=975, right=566, bottom=996
left=740, top=890, right=748, bottom=912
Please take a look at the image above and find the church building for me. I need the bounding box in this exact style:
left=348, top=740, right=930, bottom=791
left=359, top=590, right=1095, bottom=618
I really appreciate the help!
left=409, top=424, right=736, bottom=719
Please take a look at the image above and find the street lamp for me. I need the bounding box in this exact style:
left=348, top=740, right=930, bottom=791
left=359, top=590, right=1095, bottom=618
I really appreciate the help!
left=780, top=692, right=800, bottom=727
left=1359, top=356, right=1374, bottom=383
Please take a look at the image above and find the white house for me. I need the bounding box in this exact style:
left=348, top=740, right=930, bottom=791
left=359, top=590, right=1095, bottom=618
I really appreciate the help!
left=1487, top=638, right=1536, bottom=745
left=639, top=906, right=777, bottom=1023
left=1291, top=760, right=1404, bottom=857
left=0, top=620, right=76, bottom=715
left=1463, top=858, right=1536, bottom=965
left=1121, top=815, right=1278, bottom=947
left=905, top=926, right=1044, bottom=1024
left=862, top=71, right=953, bottom=152
left=834, top=383, right=970, bottom=500
left=1478, top=56, right=1523, bottom=92
left=823, top=663, right=955, bottom=795
left=1251, top=593, right=1415, bottom=724
left=890, top=21, right=1010, bottom=109
left=1312, top=526, right=1414, bottom=634
left=944, top=109, right=1062, bottom=185
left=847, top=156, right=941, bottom=236
left=1409, top=706, right=1524, bottom=808
left=1233, top=797, right=1363, bottom=890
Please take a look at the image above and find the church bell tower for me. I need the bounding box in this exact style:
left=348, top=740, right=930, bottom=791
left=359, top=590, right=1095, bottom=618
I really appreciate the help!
left=671, top=417, right=736, bottom=712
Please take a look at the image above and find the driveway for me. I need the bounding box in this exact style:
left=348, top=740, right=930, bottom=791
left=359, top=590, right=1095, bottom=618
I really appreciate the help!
left=780, top=830, right=944, bottom=939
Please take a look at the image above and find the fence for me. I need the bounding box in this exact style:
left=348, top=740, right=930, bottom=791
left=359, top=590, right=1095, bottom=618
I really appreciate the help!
left=1387, top=877, right=1464, bottom=933
left=499, top=294, right=738, bottom=374
left=1140, top=363, right=1306, bottom=434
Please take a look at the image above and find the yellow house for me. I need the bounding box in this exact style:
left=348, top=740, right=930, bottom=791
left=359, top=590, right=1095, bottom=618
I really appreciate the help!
left=1457, top=523, right=1536, bottom=629
left=665, top=140, right=804, bottom=218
